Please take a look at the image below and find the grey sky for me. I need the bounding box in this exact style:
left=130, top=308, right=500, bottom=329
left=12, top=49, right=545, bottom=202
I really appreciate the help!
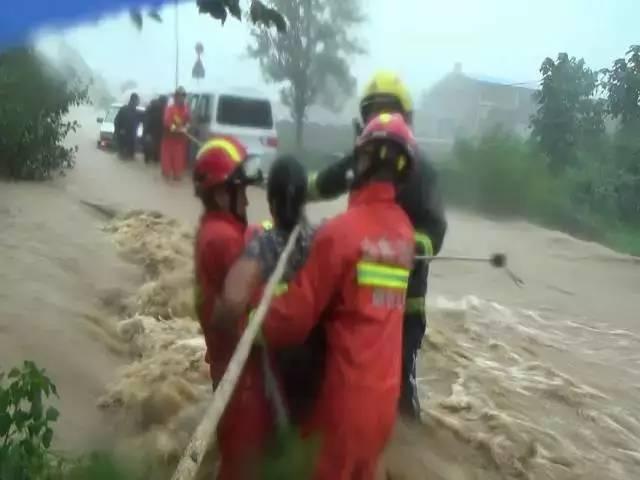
left=37, top=0, right=638, bottom=117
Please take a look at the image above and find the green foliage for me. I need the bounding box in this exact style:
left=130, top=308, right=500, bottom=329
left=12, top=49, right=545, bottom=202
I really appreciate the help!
left=601, top=45, right=640, bottom=126
left=0, top=46, right=88, bottom=180
left=442, top=125, right=640, bottom=254
left=531, top=52, right=603, bottom=172
left=260, top=427, right=321, bottom=480
left=0, top=361, right=158, bottom=480
left=248, top=0, right=365, bottom=147
left=608, top=120, right=640, bottom=221
left=63, top=452, right=152, bottom=480
left=445, top=129, right=556, bottom=216
left=0, top=361, right=61, bottom=479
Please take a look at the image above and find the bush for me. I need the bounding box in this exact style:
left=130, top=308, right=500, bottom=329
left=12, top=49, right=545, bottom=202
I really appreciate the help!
left=0, top=361, right=151, bottom=480
left=442, top=127, right=640, bottom=254
left=443, top=128, right=558, bottom=217
left=0, top=47, right=88, bottom=180
left=609, top=121, right=640, bottom=223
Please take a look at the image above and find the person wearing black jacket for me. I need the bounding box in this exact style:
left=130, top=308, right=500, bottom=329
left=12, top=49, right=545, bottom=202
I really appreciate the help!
left=143, top=95, right=168, bottom=163
left=114, top=93, right=140, bottom=160
left=307, top=71, right=447, bottom=420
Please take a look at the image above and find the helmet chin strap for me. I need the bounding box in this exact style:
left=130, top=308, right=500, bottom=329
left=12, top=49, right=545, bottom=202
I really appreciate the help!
left=227, top=183, right=247, bottom=225
left=351, top=144, right=406, bottom=190
left=350, top=146, right=382, bottom=190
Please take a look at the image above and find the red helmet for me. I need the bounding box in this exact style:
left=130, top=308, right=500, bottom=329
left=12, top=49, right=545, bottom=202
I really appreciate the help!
left=355, top=112, right=417, bottom=173
left=193, top=135, right=248, bottom=190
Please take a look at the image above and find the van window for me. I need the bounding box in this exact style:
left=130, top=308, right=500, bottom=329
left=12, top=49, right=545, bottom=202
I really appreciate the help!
left=216, top=95, right=273, bottom=129
left=197, top=94, right=213, bottom=121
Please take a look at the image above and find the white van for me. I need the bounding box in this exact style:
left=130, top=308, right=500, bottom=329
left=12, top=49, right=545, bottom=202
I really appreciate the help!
left=188, top=88, right=279, bottom=178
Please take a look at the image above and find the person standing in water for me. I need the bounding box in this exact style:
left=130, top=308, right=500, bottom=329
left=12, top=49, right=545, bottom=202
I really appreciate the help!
left=161, top=86, right=191, bottom=181
left=192, top=136, right=274, bottom=479
left=114, top=92, right=140, bottom=160
left=143, top=94, right=168, bottom=164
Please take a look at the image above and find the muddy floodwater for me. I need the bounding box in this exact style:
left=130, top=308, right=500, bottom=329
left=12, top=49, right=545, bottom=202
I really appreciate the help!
left=1, top=107, right=640, bottom=478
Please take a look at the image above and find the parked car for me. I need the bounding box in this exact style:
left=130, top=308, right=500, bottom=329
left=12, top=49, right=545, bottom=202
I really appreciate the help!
left=97, top=103, right=145, bottom=151
left=187, top=88, right=279, bottom=179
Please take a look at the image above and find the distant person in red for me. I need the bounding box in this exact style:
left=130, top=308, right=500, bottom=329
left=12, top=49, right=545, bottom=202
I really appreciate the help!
left=161, top=86, right=191, bottom=181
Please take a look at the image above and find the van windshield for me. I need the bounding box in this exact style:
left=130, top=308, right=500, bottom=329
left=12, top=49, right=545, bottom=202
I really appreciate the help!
left=216, top=95, right=273, bottom=129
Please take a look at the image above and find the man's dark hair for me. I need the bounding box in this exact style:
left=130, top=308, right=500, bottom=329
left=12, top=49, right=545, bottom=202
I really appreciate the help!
left=267, top=155, right=308, bottom=232
left=129, top=93, right=140, bottom=105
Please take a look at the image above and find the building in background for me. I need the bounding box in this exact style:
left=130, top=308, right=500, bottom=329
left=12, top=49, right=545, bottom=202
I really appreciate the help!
left=414, top=63, right=537, bottom=151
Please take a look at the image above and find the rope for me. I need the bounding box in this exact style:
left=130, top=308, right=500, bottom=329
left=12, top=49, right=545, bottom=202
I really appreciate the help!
left=171, top=224, right=302, bottom=480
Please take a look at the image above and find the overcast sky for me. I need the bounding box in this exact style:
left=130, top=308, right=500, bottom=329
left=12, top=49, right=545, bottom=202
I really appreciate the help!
left=36, top=0, right=638, bottom=114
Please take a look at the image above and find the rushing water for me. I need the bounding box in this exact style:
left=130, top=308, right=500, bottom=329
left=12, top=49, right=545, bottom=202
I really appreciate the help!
left=1, top=107, right=639, bottom=478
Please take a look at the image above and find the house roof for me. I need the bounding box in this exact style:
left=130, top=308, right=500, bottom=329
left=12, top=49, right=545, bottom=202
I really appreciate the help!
left=465, top=73, right=538, bottom=89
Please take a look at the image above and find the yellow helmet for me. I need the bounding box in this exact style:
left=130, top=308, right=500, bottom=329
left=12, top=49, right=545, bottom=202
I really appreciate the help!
left=360, top=71, right=413, bottom=124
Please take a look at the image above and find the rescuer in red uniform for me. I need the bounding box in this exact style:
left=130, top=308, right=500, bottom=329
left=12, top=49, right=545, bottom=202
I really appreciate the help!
left=243, top=112, right=418, bottom=479
left=161, top=86, right=191, bottom=181
left=192, top=135, right=273, bottom=479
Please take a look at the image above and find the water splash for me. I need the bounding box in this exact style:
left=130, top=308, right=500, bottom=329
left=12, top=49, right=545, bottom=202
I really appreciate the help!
left=97, top=211, right=640, bottom=479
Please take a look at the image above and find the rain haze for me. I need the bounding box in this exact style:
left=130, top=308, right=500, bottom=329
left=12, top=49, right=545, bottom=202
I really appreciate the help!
left=3, top=1, right=640, bottom=479
left=36, top=0, right=638, bottom=118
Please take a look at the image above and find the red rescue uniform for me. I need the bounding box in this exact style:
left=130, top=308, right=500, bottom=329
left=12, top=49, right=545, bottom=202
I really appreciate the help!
left=195, top=211, right=274, bottom=480
left=161, top=103, right=191, bottom=180
left=255, top=182, right=415, bottom=480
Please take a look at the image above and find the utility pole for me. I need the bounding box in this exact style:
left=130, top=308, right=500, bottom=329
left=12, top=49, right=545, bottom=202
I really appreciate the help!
left=174, top=0, right=179, bottom=89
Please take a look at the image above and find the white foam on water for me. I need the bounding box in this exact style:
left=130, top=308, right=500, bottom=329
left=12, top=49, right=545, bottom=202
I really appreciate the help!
left=96, top=211, right=640, bottom=479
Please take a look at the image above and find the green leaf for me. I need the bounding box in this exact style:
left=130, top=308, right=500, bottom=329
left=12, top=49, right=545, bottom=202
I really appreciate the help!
left=0, top=390, right=10, bottom=412
left=42, top=428, right=53, bottom=449
left=28, top=422, right=43, bottom=438
left=8, top=368, right=20, bottom=379
left=0, top=412, right=11, bottom=437
left=30, top=392, right=43, bottom=420
left=13, top=410, right=29, bottom=430
left=21, top=437, right=36, bottom=456
left=45, top=407, right=59, bottom=423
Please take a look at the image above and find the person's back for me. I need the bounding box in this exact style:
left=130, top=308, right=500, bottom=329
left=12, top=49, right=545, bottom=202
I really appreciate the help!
left=115, top=93, right=140, bottom=158
left=195, top=213, right=245, bottom=379
left=260, top=181, right=413, bottom=479
left=308, top=71, right=447, bottom=420
left=311, top=184, right=412, bottom=391
left=256, top=113, right=417, bottom=479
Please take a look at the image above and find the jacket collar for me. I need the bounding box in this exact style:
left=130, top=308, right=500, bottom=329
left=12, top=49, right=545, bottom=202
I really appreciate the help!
left=201, top=210, right=246, bottom=232
left=348, top=181, right=397, bottom=207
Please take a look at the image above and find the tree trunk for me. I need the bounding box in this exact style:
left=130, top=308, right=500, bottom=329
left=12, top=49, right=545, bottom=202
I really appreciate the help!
left=295, top=114, right=304, bottom=151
